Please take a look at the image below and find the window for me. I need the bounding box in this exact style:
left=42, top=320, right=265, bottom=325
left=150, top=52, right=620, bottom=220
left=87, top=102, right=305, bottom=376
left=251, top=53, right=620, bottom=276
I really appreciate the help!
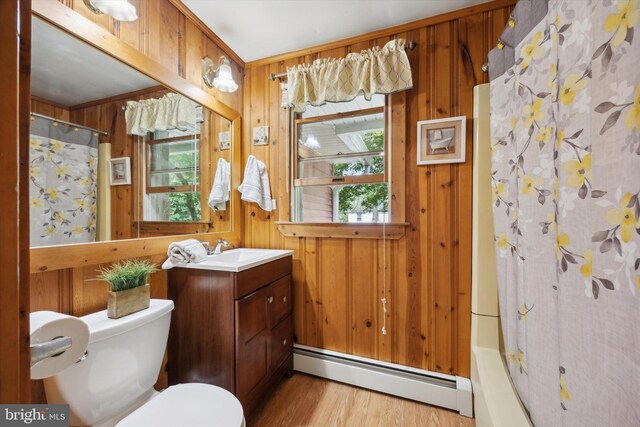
left=292, top=94, right=389, bottom=223
left=143, top=129, right=201, bottom=222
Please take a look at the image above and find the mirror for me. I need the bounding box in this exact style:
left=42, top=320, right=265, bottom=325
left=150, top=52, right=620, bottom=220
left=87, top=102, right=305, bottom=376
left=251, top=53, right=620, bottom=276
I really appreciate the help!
left=29, top=17, right=234, bottom=248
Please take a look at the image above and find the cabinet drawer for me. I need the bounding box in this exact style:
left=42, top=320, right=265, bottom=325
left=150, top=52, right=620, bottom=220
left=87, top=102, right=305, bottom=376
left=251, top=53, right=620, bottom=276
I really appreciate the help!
left=268, top=275, right=292, bottom=327
left=270, top=316, right=293, bottom=370
left=234, top=256, right=292, bottom=299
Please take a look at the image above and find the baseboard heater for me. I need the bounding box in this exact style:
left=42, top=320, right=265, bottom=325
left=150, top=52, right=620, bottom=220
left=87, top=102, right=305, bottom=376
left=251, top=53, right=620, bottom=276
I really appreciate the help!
left=293, top=344, right=473, bottom=417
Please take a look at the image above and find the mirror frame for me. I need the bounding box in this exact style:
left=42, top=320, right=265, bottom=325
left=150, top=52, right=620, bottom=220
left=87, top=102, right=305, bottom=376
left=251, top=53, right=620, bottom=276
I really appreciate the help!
left=30, top=0, right=242, bottom=273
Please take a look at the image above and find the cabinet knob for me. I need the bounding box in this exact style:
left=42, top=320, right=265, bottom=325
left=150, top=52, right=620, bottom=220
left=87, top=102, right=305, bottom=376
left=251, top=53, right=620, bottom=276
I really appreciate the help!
left=267, top=296, right=274, bottom=304
left=282, top=339, right=287, bottom=346
left=282, top=296, right=287, bottom=303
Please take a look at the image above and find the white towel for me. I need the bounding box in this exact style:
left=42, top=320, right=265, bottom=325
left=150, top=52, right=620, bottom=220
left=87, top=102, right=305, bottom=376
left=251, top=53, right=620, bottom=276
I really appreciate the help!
left=161, top=239, right=208, bottom=270
left=238, top=155, right=273, bottom=211
left=208, top=158, right=230, bottom=211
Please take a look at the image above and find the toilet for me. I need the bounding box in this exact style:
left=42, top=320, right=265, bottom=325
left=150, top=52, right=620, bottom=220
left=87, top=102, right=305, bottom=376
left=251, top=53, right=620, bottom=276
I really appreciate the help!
left=42, top=299, right=244, bottom=427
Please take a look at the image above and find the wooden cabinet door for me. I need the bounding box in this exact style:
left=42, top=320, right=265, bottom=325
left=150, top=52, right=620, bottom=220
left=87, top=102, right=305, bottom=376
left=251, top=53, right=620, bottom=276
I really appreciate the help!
left=235, top=286, right=270, bottom=405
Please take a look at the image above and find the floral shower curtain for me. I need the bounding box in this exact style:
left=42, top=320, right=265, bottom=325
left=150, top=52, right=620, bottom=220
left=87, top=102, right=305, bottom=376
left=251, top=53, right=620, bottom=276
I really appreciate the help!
left=490, top=0, right=640, bottom=425
left=29, top=116, right=99, bottom=247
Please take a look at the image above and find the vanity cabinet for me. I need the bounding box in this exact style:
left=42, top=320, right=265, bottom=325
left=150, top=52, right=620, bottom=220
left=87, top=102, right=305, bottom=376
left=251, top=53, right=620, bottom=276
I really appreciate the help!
left=167, top=255, right=293, bottom=416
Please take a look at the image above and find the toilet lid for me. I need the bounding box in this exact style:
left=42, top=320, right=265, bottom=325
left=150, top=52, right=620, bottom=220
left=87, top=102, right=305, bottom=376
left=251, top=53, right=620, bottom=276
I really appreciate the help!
left=117, top=383, right=244, bottom=427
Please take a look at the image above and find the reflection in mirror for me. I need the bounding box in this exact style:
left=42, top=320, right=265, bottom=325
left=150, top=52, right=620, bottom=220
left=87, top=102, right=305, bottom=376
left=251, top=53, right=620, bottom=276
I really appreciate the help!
left=30, top=17, right=232, bottom=247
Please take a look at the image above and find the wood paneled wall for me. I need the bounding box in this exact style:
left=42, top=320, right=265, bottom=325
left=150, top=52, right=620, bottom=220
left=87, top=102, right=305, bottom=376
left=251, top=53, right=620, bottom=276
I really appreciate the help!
left=242, top=1, right=512, bottom=377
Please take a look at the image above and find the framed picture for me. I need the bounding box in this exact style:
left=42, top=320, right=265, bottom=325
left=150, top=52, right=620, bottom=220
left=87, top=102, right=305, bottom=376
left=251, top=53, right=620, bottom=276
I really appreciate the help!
left=417, top=116, right=466, bottom=165
left=252, top=126, right=269, bottom=146
left=219, top=131, right=231, bottom=151
left=109, top=157, right=131, bottom=186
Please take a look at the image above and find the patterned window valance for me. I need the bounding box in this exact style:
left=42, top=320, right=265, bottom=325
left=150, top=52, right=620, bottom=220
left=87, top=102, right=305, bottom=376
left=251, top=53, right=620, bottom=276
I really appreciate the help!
left=124, top=93, right=198, bottom=136
left=285, top=39, right=413, bottom=113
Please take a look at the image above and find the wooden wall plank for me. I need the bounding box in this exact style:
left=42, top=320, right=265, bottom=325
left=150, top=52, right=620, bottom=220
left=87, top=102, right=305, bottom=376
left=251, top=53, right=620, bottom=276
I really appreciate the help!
left=318, top=238, right=348, bottom=352
left=350, top=239, right=377, bottom=359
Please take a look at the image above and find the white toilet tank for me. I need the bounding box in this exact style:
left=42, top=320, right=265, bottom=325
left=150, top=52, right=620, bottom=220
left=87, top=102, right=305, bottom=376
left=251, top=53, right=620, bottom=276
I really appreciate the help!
left=43, top=299, right=175, bottom=427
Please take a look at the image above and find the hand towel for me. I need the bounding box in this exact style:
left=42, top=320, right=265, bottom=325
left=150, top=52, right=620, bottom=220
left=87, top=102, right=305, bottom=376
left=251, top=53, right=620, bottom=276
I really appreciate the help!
left=161, top=238, right=208, bottom=270
left=208, top=158, right=230, bottom=211
left=238, top=155, right=273, bottom=211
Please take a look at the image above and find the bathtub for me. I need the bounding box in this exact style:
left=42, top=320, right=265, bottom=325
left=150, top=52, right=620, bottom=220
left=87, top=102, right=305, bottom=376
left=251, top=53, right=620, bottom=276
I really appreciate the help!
left=471, top=84, right=532, bottom=427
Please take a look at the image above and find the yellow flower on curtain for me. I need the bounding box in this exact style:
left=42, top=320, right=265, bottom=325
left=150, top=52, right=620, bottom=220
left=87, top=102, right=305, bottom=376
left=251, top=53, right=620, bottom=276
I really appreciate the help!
left=559, top=74, right=588, bottom=105
left=47, top=188, right=60, bottom=201
left=74, top=200, right=88, bottom=210
left=511, top=117, right=518, bottom=128
left=563, top=153, right=592, bottom=188
left=636, top=275, right=640, bottom=290
left=53, top=211, right=65, bottom=223
left=493, top=182, right=508, bottom=202
left=508, top=351, right=515, bottom=363
left=55, top=166, right=68, bottom=178
left=605, top=192, right=639, bottom=243
left=580, top=249, right=593, bottom=278
left=50, top=140, right=63, bottom=151
left=604, top=0, right=640, bottom=47
left=517, top=351, right=528, bottom=372
left=625, top=83, right=640, bottom=131
left=560, top=373, right=571, bottom=401
left=556, top=227, right=570, bottom=260
left=29, top=166, right=39, bottom=178
left=524, top=99, right=544, bottom=128
left=31, top=198, right=42, bottom=208
left=536, top=127, right=552, bottom=144
left=30, top=138, right=42, bottom=150
left=46, top=226, right=56, bottom=236
left=73, top=226, right=84, bottom=235
left=520, top=31, right=544, bottom=69
left=556, top=129, right=564, bottom=147
left=497, top=233, right=510, bottom=249
left=522, top=175, right=543, bottom=195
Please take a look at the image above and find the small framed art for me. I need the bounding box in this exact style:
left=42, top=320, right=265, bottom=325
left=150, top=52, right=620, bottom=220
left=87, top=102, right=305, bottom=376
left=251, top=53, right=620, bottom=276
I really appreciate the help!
left=417, top=116, right=466, bottom=165
left=109, top=157, right=131, bottom=186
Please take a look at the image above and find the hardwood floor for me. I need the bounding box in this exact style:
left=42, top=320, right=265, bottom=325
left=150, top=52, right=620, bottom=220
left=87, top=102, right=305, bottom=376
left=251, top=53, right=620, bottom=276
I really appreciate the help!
left=250, top=373, right=475, bottom=427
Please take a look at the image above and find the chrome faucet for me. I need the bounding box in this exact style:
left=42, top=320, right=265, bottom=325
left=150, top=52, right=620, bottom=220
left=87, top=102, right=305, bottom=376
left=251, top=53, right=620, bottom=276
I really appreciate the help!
left=212, top=239, right=230, bottom=255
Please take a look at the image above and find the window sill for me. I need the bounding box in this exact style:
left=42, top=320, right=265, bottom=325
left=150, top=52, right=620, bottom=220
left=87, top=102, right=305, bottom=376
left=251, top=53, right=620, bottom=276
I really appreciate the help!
left=275, top=222, right=408, bottom=240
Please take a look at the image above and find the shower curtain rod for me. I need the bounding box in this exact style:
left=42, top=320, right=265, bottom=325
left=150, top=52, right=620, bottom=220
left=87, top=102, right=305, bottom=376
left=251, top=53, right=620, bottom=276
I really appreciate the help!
left=269, top=40, right=417, bottom=81
left=30, top=112, right=109, bottom=136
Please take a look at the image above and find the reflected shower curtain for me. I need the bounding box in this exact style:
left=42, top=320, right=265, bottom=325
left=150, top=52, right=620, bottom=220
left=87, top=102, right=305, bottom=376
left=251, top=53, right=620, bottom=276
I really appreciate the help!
left=490, top=1, right=640, bottom=425
left=30, top=116, right=99, bottom=246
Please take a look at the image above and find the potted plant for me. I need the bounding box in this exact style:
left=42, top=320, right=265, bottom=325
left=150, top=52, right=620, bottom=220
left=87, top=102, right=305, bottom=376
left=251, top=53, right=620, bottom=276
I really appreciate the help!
left=97, top=259, right=158, bottom=319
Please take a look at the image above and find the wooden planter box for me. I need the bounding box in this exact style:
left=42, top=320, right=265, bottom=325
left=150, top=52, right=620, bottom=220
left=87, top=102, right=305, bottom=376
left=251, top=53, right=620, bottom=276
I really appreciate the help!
left=108, top=284, right=150, bottom=319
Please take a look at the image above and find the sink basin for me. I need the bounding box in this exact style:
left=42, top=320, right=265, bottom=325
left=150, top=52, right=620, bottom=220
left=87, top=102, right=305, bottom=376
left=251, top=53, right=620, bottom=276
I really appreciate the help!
left=182, top=248, right=293, bottom=272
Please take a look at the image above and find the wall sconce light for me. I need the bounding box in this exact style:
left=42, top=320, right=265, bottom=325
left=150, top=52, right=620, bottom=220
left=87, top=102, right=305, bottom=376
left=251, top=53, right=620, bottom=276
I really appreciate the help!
left=202, top=56, right=239, bottom=93
left=83, top=0, right=138, bottom=22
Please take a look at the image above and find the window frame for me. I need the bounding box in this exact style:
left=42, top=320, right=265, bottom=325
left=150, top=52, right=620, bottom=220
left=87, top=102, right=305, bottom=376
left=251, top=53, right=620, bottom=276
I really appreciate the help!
left=292, top=104, right=389, bottom=223
left=145, top=134, right=201, bottom=195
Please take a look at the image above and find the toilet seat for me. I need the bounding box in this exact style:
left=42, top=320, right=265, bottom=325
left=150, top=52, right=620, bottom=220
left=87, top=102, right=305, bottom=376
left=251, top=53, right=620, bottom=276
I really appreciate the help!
left=116, top=383, right=245, bottom=427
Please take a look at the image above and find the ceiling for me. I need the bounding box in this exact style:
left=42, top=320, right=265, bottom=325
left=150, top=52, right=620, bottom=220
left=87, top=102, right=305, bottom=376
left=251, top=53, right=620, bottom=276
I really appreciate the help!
left=31, top=17, right=159, bottom=107
left=182, top=0, right=492, bottom=62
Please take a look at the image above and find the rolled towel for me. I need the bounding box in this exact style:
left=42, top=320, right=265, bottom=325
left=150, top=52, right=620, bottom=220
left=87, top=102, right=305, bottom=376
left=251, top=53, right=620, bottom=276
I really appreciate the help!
left=161, top=239, right=208, bottom=270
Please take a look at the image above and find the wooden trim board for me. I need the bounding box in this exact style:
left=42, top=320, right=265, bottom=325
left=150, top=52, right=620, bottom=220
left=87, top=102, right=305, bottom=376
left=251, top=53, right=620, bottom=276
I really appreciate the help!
left=276, top=222, right=408, bottom=240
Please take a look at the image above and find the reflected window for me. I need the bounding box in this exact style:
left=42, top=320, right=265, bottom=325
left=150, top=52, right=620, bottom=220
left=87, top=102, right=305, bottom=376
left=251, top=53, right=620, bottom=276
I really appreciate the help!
left=293, top=94, right=389, bottom=223
left=144, top=128, right=201, bottom=222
